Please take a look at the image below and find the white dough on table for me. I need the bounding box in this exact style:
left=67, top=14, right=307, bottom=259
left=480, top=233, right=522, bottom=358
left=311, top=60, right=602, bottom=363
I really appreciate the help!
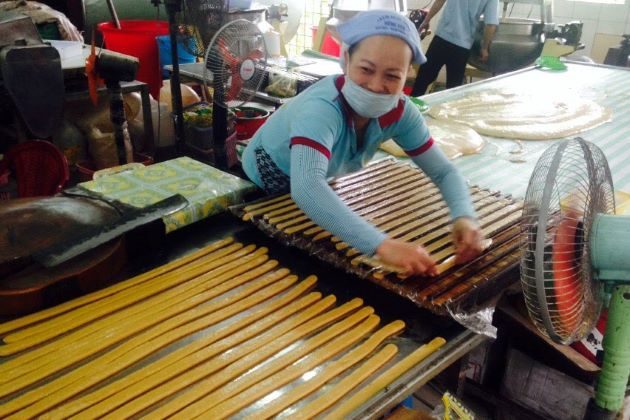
left=427, top=89, right=612, bottom=140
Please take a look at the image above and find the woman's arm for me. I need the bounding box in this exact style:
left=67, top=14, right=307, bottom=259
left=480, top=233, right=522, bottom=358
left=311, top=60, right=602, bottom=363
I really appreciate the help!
left=480, top=24, right=497, bottom=62
left=290, top=144, right=386, bottom=256
left=290, top=145, right=437, bottom=275
left=409, top=143, right=474, bottom=220
left=409, top=144, right=484, bottom=262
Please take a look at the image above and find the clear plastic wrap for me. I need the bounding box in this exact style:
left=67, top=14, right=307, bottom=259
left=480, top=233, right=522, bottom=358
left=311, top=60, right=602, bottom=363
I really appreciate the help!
left=264, top=69, right=297, bottom=98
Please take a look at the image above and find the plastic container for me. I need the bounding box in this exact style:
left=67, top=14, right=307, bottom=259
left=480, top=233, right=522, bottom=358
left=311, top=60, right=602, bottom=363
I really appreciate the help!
left=234, top=106, right=270, bottom=140
left=156, top=35, right=197, bottom=78
left=311, top=26, right=341, bottom=57
left=183, top=101, right=214, bottom=148
left=185, top=125, right=214, bottom=149
left=98, top=20, right=170, bottom=99
left=262, top=30, right=281, bottom=57
left=0, top=140, right=69, bottom=198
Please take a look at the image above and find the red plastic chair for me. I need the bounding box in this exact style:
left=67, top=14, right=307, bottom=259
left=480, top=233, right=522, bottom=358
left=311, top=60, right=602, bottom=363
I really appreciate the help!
left=0, top=140, right=69, bottom=198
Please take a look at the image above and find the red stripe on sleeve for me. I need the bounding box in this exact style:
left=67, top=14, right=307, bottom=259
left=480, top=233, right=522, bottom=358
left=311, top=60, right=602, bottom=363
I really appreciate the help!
left=377, top=99, right=405, bottom=128
left=290, top=137, right=331, bottom=160
left=405, top=137, right=435, bottom=157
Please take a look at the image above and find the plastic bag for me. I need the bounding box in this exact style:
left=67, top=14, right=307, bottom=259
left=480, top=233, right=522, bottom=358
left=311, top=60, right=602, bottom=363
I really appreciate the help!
left=264, top=69, right=297, bottom=98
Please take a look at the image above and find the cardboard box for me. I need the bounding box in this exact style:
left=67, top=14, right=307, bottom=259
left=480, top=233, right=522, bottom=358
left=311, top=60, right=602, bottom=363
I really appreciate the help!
left=463, top=340, right=491, bottom=384
left=501, top=348, right=593, bottom=420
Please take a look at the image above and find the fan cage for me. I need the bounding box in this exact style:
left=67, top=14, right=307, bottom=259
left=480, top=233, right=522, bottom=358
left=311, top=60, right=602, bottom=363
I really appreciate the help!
left=203, top=19, right=268, bottom=108
left=520, top=138, right=615, bottom=344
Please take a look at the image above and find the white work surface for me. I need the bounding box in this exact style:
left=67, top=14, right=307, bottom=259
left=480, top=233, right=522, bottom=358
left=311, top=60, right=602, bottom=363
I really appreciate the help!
left=422, top=62, right=630, bottom=200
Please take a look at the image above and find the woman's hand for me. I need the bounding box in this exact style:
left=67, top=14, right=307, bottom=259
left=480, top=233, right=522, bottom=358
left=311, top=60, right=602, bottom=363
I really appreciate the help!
left=452, top=217, right=485, bottom=264
left=376, top=238, right=437, bottom=277
left=479, top=46, right=490, bottom=62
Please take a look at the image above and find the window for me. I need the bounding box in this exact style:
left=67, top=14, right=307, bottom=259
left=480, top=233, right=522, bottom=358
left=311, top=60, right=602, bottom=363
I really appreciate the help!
left=286, top=0, right=330, bottom=56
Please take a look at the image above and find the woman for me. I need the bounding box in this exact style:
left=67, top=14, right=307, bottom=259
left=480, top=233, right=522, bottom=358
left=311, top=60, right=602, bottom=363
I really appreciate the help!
left=242, top=9, right=484, bottom=276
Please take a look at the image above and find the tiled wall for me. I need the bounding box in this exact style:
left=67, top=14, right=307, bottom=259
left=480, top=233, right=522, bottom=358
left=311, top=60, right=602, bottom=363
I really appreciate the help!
left=408, top=0, right=630, bottom=62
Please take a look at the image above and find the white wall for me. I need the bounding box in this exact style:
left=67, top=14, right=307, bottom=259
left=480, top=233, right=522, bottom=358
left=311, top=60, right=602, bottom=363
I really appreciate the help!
left=407, top=0, right=630, bottom=63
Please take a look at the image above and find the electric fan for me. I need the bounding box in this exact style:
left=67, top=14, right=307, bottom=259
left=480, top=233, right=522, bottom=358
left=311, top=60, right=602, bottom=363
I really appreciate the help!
left=202, top=18, right=267, bottom=168
left=520, top=137, right=630, bottom=418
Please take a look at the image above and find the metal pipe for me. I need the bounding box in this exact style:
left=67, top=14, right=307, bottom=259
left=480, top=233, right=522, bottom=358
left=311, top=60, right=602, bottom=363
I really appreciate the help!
left=164, top=0, right=186, bottom=151
left=105, top=0, right=121, bottom=29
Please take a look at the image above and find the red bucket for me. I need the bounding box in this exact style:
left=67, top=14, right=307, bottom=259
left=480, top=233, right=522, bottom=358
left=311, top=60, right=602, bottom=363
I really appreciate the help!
left=98, top=20, right=170, bottom=99
left=311, top=26, right=341, bottom=57
left=235, top=107, right=270, bottom=140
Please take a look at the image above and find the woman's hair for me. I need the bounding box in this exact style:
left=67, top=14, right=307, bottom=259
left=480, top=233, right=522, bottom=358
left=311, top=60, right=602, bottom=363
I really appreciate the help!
left=347, top=43, right=358, bottom=58
left=346, top=38, right=413, bottom=66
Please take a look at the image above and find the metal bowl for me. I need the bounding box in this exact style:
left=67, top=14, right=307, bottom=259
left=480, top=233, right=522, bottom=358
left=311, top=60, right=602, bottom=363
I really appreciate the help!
left=468, top=18, right=552, bottom=74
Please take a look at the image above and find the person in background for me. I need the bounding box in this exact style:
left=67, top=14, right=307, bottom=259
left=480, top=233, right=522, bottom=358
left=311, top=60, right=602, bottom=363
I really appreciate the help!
left=241, top=9, right=484, bottom=276
left=411, top=0, right=499, bottom=96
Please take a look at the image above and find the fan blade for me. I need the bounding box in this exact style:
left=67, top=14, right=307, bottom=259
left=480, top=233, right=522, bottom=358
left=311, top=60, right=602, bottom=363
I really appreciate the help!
left=226, top=49, right=263, bottom=101
left=227, top=70, right=243, bottom=102
left=217, top=39, right=240, bottom=67
left=247, top=48, right=264, bottom=61
left=552, top=210, right=582, bottom=333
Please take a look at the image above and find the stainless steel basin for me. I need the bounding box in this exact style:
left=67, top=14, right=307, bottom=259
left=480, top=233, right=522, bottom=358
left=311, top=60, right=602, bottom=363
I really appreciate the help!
left=468, top=17, right=552, bottom=74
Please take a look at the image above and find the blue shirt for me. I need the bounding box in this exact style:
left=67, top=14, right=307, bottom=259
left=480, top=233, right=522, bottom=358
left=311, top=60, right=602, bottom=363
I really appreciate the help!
left=242, top=75, right=432, bottom=187
left=436, top=0, right=499, bottom=49
left=242, top=74, right=475, bottom=255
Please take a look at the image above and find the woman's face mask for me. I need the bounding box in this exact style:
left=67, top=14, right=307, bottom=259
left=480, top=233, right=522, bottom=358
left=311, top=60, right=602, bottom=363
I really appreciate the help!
left=341, top=78, right=400, bottom=118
